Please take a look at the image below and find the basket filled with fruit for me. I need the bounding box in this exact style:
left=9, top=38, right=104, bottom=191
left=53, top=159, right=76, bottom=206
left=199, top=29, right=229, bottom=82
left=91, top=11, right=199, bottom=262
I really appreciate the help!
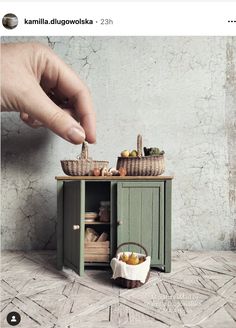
left=116, top=134, right=165, bottom=176
left=61, top=142, right=109, bottom=176
left=110, top=242, right=151, bottom=288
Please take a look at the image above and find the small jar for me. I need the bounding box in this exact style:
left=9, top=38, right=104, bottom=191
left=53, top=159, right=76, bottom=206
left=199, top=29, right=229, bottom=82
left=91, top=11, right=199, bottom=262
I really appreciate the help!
left=99, top=201, right=110, bottom=222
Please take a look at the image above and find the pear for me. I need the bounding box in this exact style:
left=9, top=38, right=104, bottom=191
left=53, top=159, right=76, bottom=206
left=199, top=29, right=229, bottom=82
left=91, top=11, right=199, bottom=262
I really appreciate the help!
left=120, top=252, right=129, bottom=263
left=126, top=252, right=139, bottom=265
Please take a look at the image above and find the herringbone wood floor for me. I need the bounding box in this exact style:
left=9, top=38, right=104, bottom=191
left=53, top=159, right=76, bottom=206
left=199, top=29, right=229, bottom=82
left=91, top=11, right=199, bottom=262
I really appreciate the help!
left=1, top=251, right=236, bottom=327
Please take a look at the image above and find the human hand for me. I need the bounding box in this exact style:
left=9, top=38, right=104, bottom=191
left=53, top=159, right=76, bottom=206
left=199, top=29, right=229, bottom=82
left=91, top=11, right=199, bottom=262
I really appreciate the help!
left=1, top=42, right=96, bottom=144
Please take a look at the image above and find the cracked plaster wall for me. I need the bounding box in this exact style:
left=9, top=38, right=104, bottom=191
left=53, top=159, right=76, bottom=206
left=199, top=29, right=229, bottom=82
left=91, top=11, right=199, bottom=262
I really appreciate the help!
left=1, top=36, right=236, bottom=250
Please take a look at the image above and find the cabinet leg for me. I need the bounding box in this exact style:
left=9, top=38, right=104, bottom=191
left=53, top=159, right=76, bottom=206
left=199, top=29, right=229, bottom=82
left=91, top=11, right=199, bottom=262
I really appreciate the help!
left=57, top=263, right=63, bottom=271
left=164, top=261, right=171, bottom=273
left=164, top=180, right=172, bottom=273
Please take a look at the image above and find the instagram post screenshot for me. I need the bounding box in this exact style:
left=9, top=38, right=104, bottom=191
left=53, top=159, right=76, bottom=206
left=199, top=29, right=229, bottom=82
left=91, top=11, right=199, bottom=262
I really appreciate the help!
left=0, top=2, right=236, bottom=327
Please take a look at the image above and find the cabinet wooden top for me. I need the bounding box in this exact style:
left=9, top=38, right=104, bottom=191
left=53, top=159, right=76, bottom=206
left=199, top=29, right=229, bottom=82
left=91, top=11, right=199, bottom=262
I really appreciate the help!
left=55, top=176, right=174, bottom=181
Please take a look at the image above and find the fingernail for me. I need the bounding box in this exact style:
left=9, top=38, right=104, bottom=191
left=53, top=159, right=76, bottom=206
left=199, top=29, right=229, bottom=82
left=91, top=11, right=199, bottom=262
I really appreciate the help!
left=67, top=127, right=85, bottom=144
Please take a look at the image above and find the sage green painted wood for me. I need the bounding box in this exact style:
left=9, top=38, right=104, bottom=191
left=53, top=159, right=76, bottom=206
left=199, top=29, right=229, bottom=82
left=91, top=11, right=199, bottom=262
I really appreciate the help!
left=152, top=188, right=159, bottom=261
left=64, top=181, right=75, bottom=268
left=164, top=180, right=172, bottom=273
left=79, top=180, right=85, bottom=275
left=152, top=184, right=165, bottom=264
left=117, top=182, right=129, bottom=249
left=59, top=177, right=172, bottom=274
left=130, top=188, right=142, bottom=254
left=64, top=258, right=79, bottom=272
left=63, top=181, right=85, bottom=275
left=117, top=182, right=164, bottom=265
left=110, top=181, right=117, bottom=259
left=57, top=180, right=64, bottom=270
left=141, top=188, right=153, bottom=257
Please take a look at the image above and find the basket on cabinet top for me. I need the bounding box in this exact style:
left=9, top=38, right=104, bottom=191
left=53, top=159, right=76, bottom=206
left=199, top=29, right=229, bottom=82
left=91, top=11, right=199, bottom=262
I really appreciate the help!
left=61, top=142, right=109, bottom=176
left=116, top=135, right=165, bottom=176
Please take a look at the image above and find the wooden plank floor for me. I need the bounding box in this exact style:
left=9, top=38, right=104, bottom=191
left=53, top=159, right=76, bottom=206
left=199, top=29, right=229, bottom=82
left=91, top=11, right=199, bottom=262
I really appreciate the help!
left=1, top=251, right=236, bottom=328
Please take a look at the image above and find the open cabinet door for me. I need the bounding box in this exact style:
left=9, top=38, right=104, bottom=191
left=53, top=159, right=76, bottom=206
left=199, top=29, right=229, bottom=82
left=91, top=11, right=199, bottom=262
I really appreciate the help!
left=117, top=181, right=164, bottom=265
left=63, top=180, right=85, bottom=275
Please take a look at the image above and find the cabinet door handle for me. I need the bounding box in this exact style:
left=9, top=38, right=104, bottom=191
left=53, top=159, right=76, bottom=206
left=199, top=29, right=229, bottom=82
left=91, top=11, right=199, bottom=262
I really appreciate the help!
left=73, top=225, right=80, bottom=230
left=117, top=220, right=123, bottom=225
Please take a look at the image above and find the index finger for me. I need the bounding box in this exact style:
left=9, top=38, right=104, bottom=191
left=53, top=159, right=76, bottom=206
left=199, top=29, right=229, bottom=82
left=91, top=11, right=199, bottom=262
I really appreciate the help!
left=39, top=46, right=96, bottom=143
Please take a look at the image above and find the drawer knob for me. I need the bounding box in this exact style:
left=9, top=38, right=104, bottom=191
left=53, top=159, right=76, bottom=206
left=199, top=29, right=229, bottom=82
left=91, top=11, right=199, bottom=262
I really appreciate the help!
left=117, top=220, right=123, bottom=225
left=73, top=225, right=80, bottom=230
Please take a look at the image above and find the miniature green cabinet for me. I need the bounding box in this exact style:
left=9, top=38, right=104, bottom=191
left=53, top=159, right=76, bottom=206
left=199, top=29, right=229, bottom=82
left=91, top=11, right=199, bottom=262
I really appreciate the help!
left=56, top=176, right=173, bottom=276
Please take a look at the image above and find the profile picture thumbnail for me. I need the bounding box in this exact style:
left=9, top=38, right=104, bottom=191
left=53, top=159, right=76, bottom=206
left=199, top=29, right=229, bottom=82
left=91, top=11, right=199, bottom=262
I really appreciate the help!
left=2, top=13, right=18, bottom=30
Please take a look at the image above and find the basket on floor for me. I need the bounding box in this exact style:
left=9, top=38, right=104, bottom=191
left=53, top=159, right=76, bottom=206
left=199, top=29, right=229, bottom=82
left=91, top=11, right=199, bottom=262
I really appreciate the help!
left=116, top=135, right=165, bottom=176
left=111, top=242, right=151, bottom=289
left=61, top=142, right=109, bottom=176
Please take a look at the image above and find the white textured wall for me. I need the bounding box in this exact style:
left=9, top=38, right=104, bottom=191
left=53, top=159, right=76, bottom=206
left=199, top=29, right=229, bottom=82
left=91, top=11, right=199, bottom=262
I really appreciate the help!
left=1, top=36, right=236, bottom=250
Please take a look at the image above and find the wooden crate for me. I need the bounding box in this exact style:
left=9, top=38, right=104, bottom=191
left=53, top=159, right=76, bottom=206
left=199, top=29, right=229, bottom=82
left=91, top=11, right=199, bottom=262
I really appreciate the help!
left=84, top=241, right=110, bottom=262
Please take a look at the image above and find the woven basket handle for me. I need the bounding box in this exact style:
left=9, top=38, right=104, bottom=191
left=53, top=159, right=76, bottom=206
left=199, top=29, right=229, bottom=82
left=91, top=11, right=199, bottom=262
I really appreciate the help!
left=115, top=242, right=148, bottom=258
left=137, top=134, right=142, bottom=157
left=78, top=142, right=88, bottom=160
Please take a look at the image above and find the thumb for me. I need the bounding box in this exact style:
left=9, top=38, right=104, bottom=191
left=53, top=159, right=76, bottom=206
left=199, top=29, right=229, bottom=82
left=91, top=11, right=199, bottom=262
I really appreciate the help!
left=20, top=81, right=85, bottom=144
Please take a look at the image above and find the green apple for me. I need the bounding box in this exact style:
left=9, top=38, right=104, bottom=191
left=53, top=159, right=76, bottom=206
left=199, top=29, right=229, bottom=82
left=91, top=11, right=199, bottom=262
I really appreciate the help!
left=129, top=150, right=138, bottom=157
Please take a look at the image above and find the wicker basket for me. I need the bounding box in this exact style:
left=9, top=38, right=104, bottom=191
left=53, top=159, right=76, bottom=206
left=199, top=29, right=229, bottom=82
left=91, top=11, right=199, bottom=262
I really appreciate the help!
left=112, top=242, right=150, bottom=289
left=61, top=142, right=109, bottom=176
left=116, top=135, right=165, bottom=176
